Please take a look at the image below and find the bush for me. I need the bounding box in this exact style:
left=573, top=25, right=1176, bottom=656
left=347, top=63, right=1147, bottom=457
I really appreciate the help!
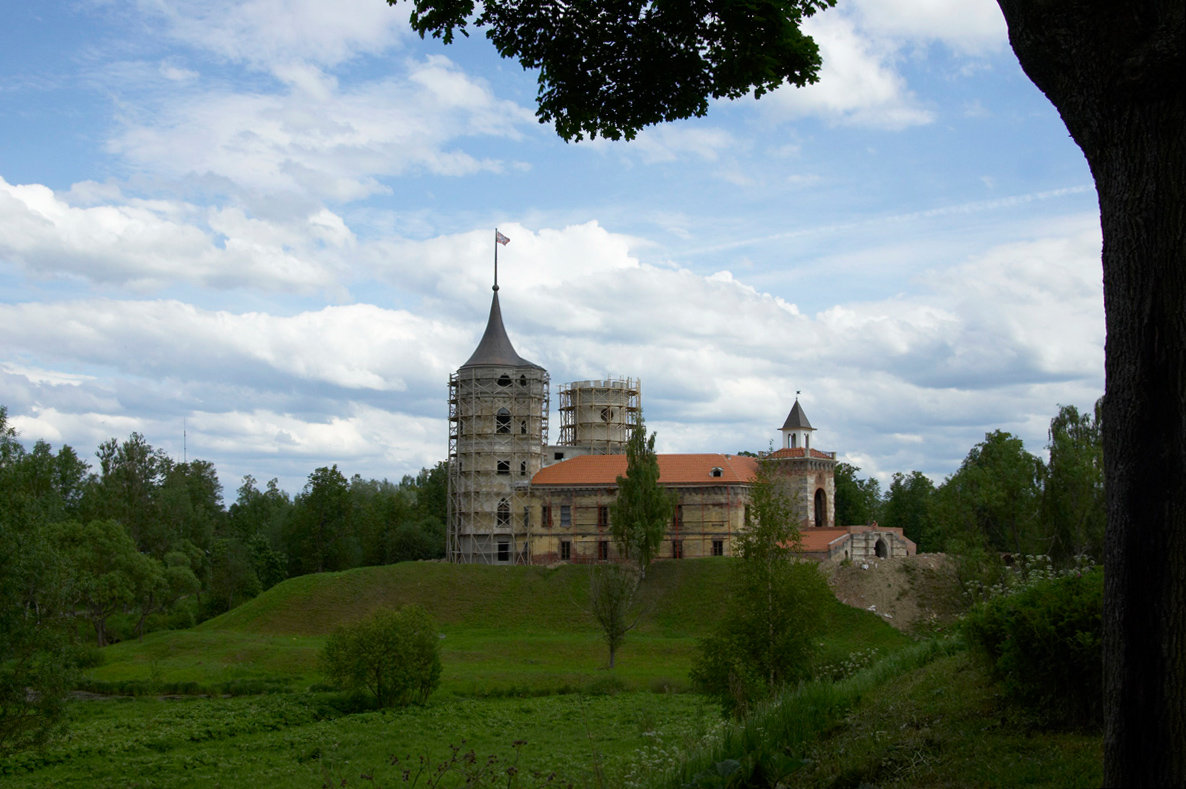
left=690, top=561, right=830, bottom=717
left=319, top=604, right=441, bottom=708
left=962, top=567, right=1102, bottom=727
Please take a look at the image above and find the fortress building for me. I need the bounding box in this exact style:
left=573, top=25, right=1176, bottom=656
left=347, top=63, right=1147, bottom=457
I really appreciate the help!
left=447, top=261, right=913, bottom=565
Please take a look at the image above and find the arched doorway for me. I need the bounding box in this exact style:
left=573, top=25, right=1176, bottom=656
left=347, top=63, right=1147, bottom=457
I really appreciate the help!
left=875, top=537, right=888, bottom=558
left=814, top=488, right=826, bottom=527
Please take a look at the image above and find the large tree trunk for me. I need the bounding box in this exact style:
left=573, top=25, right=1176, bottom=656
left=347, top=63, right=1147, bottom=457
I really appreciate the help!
left=995, top=1, right=1185, bottom=784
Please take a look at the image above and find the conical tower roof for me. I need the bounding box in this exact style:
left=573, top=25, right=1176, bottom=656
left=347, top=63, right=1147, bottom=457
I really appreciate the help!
left=459, top=289, right=543, bottom=370
left=781, top=399, right=814, bottom=431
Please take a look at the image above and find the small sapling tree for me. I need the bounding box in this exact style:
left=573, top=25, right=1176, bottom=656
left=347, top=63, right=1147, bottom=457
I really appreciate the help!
left=691, top=458, right=829, bottom=716
left=610, top=422, right=675, bottom=577
left=319, top=604, right=441, bottom=708
left=588, top=563, right=642, bottom=668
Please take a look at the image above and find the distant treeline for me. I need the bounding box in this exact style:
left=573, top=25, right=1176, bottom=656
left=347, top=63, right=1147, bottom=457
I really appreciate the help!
left=832, top=401, right=1104, bottom=566
left=0, top=406, right=446, bottom=647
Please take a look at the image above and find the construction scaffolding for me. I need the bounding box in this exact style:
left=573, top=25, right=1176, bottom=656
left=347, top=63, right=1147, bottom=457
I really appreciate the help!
left=447, top=366, right=549, bottom=564
left=557, top=378, right=641, bottom=452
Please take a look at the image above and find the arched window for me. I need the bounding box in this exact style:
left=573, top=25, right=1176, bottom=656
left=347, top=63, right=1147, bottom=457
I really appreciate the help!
left=814, top=488, right=826, bottom=528
left=519, top=374, right=527, bottom=387
left=496, top=408, right=511, bottom=434
left=520, top=420, right=527, bottom=435
left=497, top=499, right=511, bottom=527
left=498, top=373, right=512, bottom=387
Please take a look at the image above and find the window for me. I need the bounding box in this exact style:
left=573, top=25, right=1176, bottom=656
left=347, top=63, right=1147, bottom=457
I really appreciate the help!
left=497, top=460, right=510, bottom=475
left=672, top=540, right=684, bottom=559
left=519, top=374, right=527, bottom=387
left=520, top=420, right=527, bottom=435
left=522, top=507, right=529, bottom=529
left=497, top=499, right=510, bottom=527
left=560, top=505, right=572, bottom=527
left=497, top=541, right=510, bottom=562
left=520, top=461, right=527, bottom=476
left=560, top=540, right=571, bottom=561
left=598, top=540, right=609, bottom=561
left=597, top=505, right=609, bottom=529
left=498, top=373, right=512, bottom=387
left=672, top=504, right=682, bottom=529
left=554, top=451, right=565, bottom=460
left=712, top=539, right=724, bottom=557
left=600, top=407, right=613, bottom=422
left=542, top=504, right=552, bottom=527
left=496, top=408, right=511, bottom=434
left=710, top=467, right=723, bottom=478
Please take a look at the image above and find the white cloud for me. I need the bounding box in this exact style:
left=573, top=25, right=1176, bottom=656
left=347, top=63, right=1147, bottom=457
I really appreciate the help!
left=140, top=0, right=410, bottom=70
left=0, top=177, right=343, bottom=292
left=0, top=300, right=467, bottom=397
left=108, top=56, right=536, bottom=203
left=621, top=125, right=741, bottom=164
left=850, top=0, right=1008, bottom=55
left=767, top=12, right=934, bottom=129
left=3, top=218, right=1103, bottom=491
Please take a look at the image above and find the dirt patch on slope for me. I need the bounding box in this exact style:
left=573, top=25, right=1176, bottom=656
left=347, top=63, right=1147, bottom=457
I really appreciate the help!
left=822, top=553, right=964, bottom=633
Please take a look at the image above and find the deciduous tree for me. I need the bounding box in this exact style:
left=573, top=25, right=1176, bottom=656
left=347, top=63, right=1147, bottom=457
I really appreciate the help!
left=319, top=604, right=442, bottom=707
left=610, top=422, right=675, bottom=576
left=0, top=409, right=76, bottom=754
left=691, top=459, right=828, bottom=715
left=588, top=563, right=642, bottom=669
left=1042, top=402, right=1105, bottom=564
left=832, top=462, right=881, bottom=526
left=51, top=519, right=162, bottom=646
left=882, top=471, right=937, bottom=550
left=934, top=430, right=1043, bottom=556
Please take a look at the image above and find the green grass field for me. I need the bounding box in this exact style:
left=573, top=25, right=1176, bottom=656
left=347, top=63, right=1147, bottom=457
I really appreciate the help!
left=1, top=559, right=1101, bottom=787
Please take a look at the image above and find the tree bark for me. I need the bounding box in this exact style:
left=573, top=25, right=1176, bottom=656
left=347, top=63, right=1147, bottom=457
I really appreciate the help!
left=995, top=1, right=1185, bottom=783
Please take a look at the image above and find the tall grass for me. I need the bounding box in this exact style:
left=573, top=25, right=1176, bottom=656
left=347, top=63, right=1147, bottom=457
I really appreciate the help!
left=655, top=637, right=962, bottom=787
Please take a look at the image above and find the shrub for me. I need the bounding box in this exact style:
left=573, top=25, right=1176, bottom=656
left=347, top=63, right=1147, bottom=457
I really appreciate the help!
left=318, top=604, right=441, bottom=708
left=690, top=561, right=830, bottom=717
left=962, top=567, right=1103, bottom=727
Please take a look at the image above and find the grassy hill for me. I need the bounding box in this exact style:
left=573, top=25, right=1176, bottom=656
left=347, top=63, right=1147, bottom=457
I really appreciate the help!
left=89, top=558, right=910, bottom=696
left=8, top=560, right=1103, bottom=788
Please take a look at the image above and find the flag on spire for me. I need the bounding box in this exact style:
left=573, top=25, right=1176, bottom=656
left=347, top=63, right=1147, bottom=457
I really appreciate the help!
left=495, top=229, right=510, bottom=246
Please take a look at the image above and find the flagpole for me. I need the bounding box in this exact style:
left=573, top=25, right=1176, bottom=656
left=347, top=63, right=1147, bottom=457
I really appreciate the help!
left=494, top=228, right=499, bottom=292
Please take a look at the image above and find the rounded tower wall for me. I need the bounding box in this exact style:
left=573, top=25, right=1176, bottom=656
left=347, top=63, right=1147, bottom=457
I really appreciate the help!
left=557, top=377, right=641, bottom=452
left=448, top=363, right=549, bottom=564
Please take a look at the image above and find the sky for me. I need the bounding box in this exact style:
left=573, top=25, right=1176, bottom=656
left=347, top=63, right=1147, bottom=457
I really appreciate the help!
left=0, top=0, right=1104, bottom=500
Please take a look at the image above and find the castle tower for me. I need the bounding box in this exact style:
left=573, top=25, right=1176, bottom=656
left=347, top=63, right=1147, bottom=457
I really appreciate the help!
left=770, top=398, right=836, bottom=528
left=557, top=377, right=641, bottom=452
left=447, top=279, right=549, bottom=564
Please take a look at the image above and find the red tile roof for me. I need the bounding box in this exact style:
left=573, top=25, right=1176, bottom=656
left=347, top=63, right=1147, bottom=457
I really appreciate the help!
left=796, top=527, right=852, bottom=553
left=768, top=447, right=835, bottom=460
left=532, top=453, right=758, bottom=487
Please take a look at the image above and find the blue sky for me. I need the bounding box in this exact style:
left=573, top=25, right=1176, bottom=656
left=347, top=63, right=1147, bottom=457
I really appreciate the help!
left=1, top=0, right=1104, bottom=497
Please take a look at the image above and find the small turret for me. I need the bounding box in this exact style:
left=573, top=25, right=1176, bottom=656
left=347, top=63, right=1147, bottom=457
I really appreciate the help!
left=779, top=397, right=814, bottom=451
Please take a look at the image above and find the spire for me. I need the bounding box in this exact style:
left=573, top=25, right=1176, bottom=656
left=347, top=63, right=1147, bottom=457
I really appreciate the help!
left=781, top=397, right=813, bottom=431
left=459, top=290, right=542, bottom=370
left=779, top=396, right=815, bottom=451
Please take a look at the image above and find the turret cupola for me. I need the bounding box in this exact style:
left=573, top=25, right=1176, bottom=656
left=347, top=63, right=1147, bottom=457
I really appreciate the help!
left=780, top=397, right=815, bottom=451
